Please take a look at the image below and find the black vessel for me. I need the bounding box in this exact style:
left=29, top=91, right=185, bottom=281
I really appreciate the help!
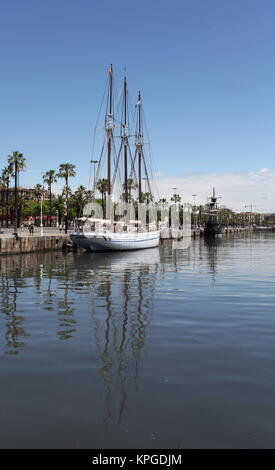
left=204, top=187, right=222, bottom=237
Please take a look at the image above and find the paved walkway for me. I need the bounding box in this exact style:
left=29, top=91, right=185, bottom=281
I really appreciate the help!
left=0, top=227, right=74, bottom=238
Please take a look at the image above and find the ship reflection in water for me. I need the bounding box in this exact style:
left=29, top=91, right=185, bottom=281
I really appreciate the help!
left=0, top=247, right=163, bottom=447
left=0, top=232, right=275, bottom=449
left=73, top=249, right=160, bottom=426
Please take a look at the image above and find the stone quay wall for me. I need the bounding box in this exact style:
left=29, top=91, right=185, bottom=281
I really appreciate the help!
left=0, top=235, right=73, bottom=256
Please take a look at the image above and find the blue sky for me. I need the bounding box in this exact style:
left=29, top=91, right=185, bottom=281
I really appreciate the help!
left=1, top=0, right=275, bottom=210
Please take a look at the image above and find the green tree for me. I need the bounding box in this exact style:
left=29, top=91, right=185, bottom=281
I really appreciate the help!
left=158, top=198, right=167, bottom=207
left=122, top=178, right=138, bottom=202
left=43, top=170, right=57, bottom=227
left=143, top=192, right=153, bottom=204
left=1, top=163, right=14, bottom=226
left=8, top=151, right=26, bottom=231
left=33, top=184, right=43, bottom=202
left=21, top=200, right=40, bottom=219
left=72, top=185, right=91, bottom=218
left=17, top=193, right=32, bottom=224
left=57, top=164, right=76, bottom=232
left=96, top=178, right=108, bottom=218
left=52, top=195, right=65, bottom=226
left=170, top=193, right=181, bottom=204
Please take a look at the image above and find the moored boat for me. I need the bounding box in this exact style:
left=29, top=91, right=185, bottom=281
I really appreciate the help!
left=204, top=220, right=223, bottom=236
left=71, top=66, right=160, bottom=252
left=204, top=188, right=222, bottom=237
left=70, top=228, right=160, bottom=252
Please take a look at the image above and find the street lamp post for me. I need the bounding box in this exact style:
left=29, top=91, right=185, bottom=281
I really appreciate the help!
left=40, top=186, right=44, bottom=235
left=13, top=158, right=18, bottom=235
left=192, top=194, right=197, bottom=227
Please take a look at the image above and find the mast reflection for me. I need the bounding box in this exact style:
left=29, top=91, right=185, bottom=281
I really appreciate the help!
left=204, top=236, right=221, bottom=285
left=74, top=248, right=160, bottom=425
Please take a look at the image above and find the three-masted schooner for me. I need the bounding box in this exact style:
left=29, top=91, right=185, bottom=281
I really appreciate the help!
left=71, top=66, right=160, bottom=252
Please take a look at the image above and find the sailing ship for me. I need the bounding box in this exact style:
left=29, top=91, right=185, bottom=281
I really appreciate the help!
left=70, top=66, right=160, bottom=252
left=204, top=187, right=223, bottom=237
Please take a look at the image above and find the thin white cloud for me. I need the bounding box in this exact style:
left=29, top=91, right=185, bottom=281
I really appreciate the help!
left=154, top=169, right=275, bottom=213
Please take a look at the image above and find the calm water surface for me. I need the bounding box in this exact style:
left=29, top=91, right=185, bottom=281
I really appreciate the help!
left=0, top=232, right=275, bottom=449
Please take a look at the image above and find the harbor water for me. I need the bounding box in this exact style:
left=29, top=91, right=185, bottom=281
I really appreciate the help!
left=0, top=232, right=275, bottom=449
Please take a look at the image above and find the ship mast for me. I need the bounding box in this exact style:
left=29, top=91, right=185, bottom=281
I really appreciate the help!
left=111, top=74, right=136, bottom=202
left=208, top=187, right=219, bottom=222
left=210, top=187, right=217, bottom=209
left=123, top=77, right=128, bottom=202
left=107, top=64, right=114, bottom=196
left=135, top=91, right=143, bottom=201
left=134, top=91, right=152, bottom=201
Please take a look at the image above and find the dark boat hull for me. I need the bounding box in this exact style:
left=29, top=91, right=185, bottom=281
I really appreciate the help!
left=204, top=222, right=223, bottom=237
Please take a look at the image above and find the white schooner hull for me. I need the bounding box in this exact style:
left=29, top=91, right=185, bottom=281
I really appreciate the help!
left=70, top=230, right=160, bottom=252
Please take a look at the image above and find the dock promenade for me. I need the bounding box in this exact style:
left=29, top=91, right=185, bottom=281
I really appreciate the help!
left=0, top=225, right=256, bottom=255
left=0, top=227, right=72, bottom=255
left=192, top=226, right=254, bottom=238
left=161, top=226, right=254, bottom=239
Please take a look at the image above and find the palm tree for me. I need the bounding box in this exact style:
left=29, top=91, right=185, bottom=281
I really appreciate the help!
left=57, top=163, right=76, bottom=233
left=143, top=192, right=153, bottom=204
left=43, top=170, right=57, bottom=227
left=96, top=178, right=108, bottom=218
left=72, top=185, right=91, bottom=218
left=138, top=191, right=145, bottom=203
left=62, top=184, right=72, bottom=200
left=170, top=193, right=181, bottom=204
left=52, top=195, right=65, bottom=226
left=158, top=198, right=167, bottom=208
left=33, top=184, right=43, bottom=202
left=8, top=151, right=26, bottom=231
left=128, top=177, right=138, bottom=192
left=17, top=193, right=31, bottom=224
left=1, top=163, right=13, bottom=227
left=122, top=178, right=138, bottom=202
